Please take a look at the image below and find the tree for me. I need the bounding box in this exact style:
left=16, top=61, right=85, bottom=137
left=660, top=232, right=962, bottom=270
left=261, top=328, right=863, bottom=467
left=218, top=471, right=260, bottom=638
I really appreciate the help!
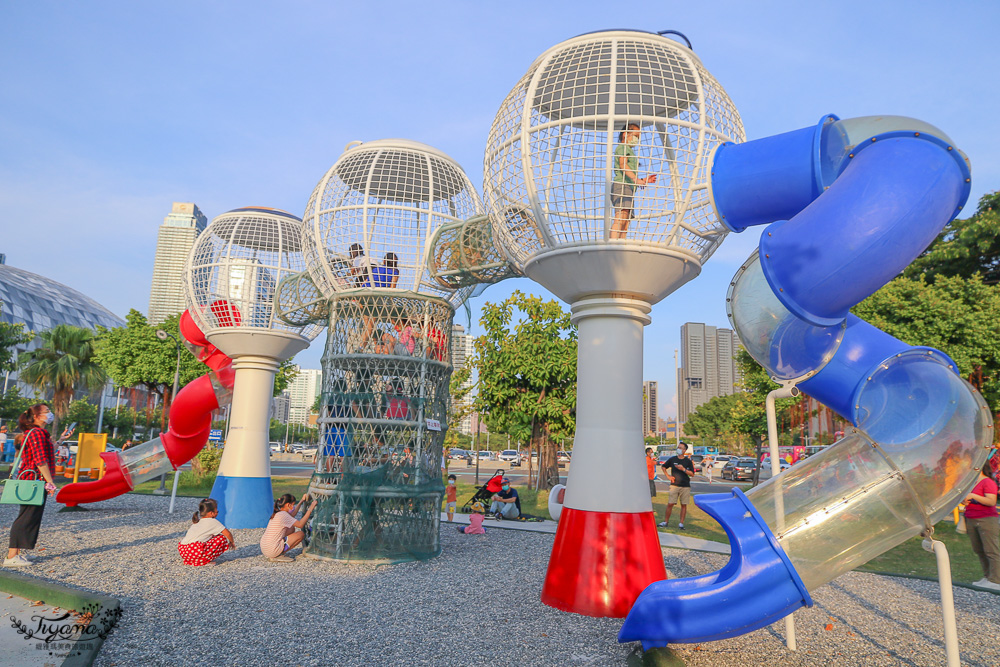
left=904, top=191, right=1000, bottom=286
left=64, top=399, right=99, bottom=433
left=0, top=387, right=35, bottom=422
left=730, top=349, right=801, bottom=484
left=18, top=324, right=107, bottom=431
left=0, top=316, right=32, bottom=373
left=684, top=393, right=741, bottom=448
left=852, top=272, right=1000, bottom=411
left=273, top=360, right=298, bottom=397
left=473, top=291, right=576, bottom=491
left=93, top=310, right=206, bottom=426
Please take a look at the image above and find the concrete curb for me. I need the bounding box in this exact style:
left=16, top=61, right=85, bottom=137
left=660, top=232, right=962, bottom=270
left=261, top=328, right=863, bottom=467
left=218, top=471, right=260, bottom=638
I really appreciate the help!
left=0, top=570, right=121, bottom=667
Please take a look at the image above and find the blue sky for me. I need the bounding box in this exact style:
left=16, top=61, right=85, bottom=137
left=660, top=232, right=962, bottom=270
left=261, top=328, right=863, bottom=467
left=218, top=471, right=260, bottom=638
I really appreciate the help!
left=2, top=1, right=997, bottom=419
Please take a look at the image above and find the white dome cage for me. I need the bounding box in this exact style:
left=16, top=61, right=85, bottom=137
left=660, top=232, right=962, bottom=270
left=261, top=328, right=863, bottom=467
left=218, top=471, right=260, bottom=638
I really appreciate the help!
left=301, top=139, right=485, bottom=309
left=185, top=206, right=322, bottom=358
left=483, top=29, right=744, bottom=304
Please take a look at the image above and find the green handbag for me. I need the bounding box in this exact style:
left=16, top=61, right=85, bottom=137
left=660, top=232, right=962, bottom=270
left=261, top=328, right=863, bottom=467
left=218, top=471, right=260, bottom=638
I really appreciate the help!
left=0, top=442, right=45, bottom=506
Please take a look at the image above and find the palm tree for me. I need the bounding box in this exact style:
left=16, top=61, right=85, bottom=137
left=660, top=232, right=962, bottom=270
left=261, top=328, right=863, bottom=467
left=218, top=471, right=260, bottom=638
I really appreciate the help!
left=18, top=324, right=107, bottom=428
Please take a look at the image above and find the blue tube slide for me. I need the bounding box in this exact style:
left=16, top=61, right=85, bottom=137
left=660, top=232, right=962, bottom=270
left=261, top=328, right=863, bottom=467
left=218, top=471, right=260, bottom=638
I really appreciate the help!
left=620, top=116, right=982, bottom=647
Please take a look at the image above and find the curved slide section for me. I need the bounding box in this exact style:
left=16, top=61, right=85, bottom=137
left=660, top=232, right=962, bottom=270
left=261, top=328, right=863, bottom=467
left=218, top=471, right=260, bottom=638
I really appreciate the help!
left=57, top=311, right=234, bottom=507
left=620, top=115, right=993, bottom=647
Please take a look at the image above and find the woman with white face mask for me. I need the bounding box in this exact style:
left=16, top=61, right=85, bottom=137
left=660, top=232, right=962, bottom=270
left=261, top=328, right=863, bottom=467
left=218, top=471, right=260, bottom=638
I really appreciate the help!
left=3, top=404, right=61, bottom=567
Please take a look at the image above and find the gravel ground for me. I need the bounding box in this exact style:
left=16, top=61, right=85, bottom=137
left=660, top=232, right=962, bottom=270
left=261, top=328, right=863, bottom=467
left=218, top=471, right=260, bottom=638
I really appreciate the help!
left=2, top=495, right=999, bottom=667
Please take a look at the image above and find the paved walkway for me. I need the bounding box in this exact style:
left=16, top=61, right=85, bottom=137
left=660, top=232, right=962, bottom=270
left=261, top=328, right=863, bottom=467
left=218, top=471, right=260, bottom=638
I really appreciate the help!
left=442, top=512, right=730, bottom=554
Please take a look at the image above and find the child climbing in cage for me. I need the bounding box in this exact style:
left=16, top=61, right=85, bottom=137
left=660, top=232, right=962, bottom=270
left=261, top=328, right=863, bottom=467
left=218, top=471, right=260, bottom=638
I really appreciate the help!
left=456, top=501, right=486, bottom=535
left=260, top=493, right=317, bottom=563
left=178, top=498, right=236, bottom=567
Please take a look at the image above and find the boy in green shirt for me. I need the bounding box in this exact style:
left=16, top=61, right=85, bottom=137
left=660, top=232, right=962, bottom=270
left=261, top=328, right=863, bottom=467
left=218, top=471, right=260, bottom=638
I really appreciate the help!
left=611, top=123, right=658, bottom=239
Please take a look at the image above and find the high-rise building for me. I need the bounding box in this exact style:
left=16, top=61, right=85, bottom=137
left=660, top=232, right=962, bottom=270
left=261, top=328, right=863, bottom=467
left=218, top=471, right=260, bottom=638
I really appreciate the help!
left=148, top=202, right=207, bottom=325
left=677, top=323, right=742, bottom=425
left=451, top=324, right=476, bottom=435
left=642, top=381, right=658, bottom=437
left=271, top=392, right=291, bottom=424
left=287, top=366, right=322, bottom=425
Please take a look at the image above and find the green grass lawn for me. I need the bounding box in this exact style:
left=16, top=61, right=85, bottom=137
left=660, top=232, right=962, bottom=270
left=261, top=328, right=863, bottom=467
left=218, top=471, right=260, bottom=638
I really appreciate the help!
left=129, top=471, right=311, bottom=499
left=856, top=518, right=986, bottom=583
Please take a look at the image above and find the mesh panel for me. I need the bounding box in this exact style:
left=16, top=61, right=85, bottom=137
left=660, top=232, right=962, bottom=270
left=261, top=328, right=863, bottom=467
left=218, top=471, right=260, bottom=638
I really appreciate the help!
left=302, top=140, right=484, bottom=308
left=428, top=214, right=520, bottom=289
left=483, top=31, right=745, bottom=268
left=185, top=207, right=323, bottom=340
left=306, top=294, right=453, bottom=562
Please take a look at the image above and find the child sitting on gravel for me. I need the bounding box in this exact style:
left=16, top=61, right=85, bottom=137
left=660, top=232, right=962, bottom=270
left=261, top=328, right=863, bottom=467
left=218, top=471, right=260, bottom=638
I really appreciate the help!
left=178, top=498, right=235, bottom=567
left=456, top=501, right=486, bottom=535
left=260, top=493, right=317, bottom=563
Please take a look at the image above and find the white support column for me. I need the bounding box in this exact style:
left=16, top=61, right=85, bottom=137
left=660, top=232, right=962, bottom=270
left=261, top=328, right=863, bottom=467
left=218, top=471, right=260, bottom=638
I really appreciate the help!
left=541, top=295, right=667, bottom=618
left=767, top=384, right=800, bottom=651
left=563, top=296, right=651, bottom=512
left=210, top=355, right=278, bottom=528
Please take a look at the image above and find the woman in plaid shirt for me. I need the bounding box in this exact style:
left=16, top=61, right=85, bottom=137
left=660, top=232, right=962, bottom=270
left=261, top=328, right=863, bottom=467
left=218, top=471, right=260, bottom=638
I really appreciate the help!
left=3, top=404, right=61, bottom=568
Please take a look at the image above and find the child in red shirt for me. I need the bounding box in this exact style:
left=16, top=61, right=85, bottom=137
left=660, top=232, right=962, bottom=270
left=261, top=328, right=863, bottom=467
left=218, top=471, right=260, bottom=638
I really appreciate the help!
left=445, top=474, right=458, bottom=521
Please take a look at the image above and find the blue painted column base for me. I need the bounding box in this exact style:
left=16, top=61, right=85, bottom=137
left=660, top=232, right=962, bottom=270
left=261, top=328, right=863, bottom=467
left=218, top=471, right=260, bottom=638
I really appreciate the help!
left=210, top=475, right=274, bottom=529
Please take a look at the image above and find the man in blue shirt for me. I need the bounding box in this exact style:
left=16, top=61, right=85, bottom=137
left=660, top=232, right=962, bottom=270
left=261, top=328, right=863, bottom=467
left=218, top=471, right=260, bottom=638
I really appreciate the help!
left=490, top=477, right=521, bottom=520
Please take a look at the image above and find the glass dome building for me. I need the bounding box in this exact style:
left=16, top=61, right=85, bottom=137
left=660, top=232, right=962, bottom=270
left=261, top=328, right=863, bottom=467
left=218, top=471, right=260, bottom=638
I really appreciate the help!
left=0, top=263, right=124, bottom=333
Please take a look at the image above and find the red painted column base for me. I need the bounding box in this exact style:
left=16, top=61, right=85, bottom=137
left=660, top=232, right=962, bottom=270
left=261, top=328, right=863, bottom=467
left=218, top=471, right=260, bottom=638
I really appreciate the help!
left=541, top=507, right=667, bottom=618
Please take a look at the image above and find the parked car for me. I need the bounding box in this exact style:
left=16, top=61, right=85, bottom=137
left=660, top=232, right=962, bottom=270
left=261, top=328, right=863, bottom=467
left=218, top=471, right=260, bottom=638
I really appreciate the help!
left=269, top=442, right=282, bottom=453
left=690, top=454, right=704, bottom=472
left=557, top=451, right=571, bottom=463
left=300, top=445, right=318, bottom=461
left=712, top=455, right=734, bottom=471
left=758, top=459, right=793, bottom=480
left=498, top=449, right=522, bottom=466
left=448, top=448, right=469, bottom=460
left=722, top=457, right=758, bottom=481
left=477, top=450, right=495, bottom=461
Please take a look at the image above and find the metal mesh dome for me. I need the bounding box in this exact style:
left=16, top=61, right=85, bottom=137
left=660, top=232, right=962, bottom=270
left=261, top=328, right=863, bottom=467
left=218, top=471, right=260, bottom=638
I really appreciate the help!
left=301, top=139, right=484, bottom=308
left=185, top=207, right=323, bottom=341
left=483, top=30, right=744, bottom=270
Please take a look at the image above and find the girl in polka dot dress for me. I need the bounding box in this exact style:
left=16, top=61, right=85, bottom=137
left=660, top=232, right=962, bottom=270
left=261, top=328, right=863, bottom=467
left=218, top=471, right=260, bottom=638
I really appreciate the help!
left=178, top=499, right=235, bottom=567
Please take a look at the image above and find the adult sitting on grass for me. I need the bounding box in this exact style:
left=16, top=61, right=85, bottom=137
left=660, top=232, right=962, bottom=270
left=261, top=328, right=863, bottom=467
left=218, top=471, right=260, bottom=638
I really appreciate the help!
left=260, top=493, right=317, bottom=563
left=490, top=477, right=521, bottom=520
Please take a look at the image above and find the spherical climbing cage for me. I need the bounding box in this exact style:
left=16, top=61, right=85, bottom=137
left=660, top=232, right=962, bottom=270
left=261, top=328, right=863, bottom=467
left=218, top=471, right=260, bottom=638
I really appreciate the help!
left=306, top=291, right=454, bottom=563
left=483, top=30, right=745, bottom=269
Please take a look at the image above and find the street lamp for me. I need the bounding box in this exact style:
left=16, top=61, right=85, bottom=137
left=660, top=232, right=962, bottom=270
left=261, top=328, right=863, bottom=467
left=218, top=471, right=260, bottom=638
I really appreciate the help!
left=155, top=329, right=181, bottom=498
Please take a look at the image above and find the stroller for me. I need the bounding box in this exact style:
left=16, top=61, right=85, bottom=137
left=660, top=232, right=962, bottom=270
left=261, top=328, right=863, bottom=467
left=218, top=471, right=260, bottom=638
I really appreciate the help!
left=460, top=469, right=505, bottom=514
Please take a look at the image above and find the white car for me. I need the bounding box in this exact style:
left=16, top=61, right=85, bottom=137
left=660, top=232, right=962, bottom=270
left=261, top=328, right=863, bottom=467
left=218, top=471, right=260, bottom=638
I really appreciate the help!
left=477, top=450, right=495, bottom=461
left=498, top=449, right=522, bottom=465
left=269, top=442, right=282, bottom=453
left=712, top=455, right=734, bottom=471
left=300, top=445, right=318, bottom=461
left=758, top=459, right=793, bottom=480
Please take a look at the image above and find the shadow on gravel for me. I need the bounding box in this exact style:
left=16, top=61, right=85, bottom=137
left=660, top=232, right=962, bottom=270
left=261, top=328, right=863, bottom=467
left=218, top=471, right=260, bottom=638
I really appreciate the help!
left=52, top=533, right=180, bottom=559
left=811, top=596, right=922, bottom=667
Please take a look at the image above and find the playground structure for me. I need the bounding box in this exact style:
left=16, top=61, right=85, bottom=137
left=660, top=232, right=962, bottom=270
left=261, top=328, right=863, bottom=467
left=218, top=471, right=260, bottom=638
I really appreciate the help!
left=185, top=207, right=322, bottom=528
left=618, top=116, right=993, bottom=646
left=481, top=29, right=744, bottom=617
left=279, top=139, right=484, bottom=562
left=56, top=310, right=235, bottom=508
left=49, top=27, right=995, bottom=659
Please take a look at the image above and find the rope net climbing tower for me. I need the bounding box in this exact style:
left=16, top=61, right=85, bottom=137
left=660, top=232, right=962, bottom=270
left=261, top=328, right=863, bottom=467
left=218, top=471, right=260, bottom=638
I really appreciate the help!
left=291, top=139, right=484, bottom=562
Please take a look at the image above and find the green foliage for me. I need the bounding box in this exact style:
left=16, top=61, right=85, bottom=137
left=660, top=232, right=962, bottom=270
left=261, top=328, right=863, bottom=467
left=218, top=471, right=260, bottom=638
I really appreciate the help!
left=852, top=272, right=1000, bottom=409
left=473, top=291, right=576, bottom=490
left=684, top=393, right=741, bottom=447
left=65, top=399, right=99, bottom=433
left=191, top=445, right=224, bottom=479
left=93, top=310, right=205, bottom=403
left=0, top=317, right=32, bottom=372
left=904, top=191, right=1000, bottom=286
left=0, top=387, right=35, bottom=422
left=18, top=324, right=107, bottom=423
left=730, top=349, right=801, bottom=465
left=273, top=359, right=298, bottom=397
